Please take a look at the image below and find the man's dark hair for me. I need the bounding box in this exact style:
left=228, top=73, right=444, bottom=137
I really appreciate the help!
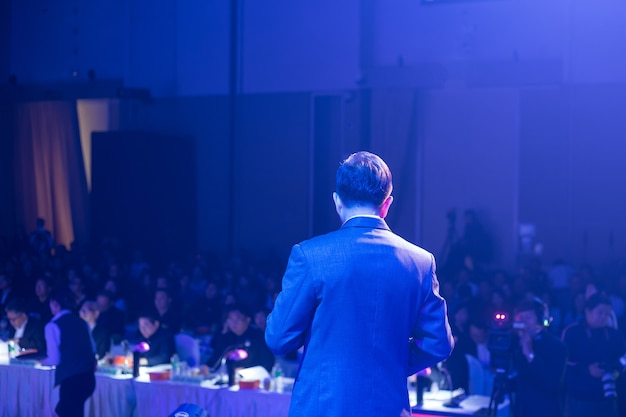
left=154, top=287, right=172, bottom=299
left=5, top=298, right=28, bottom=314
left=335, top=151, right=393, bottom=208
left=585, top=292, right=612, bottom=311
left=224, top=304, right=251, bottom=320
left=515, top=298, right=547, bottom=324
left=137, top=310, right=160, bottom=323
left=49, top=288, right=76, bottom=310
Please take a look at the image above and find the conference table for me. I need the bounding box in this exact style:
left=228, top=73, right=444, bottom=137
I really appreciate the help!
left=0, top=358, right=507, bottom=417
left=0, top=359, right=290, bottom=417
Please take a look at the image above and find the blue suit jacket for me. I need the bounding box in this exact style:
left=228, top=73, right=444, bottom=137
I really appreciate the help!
left=266, top=216, right=454, bottom=417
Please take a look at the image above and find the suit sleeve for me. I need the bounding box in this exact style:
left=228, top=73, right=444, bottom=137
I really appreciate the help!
left=30, top=320, right=47, bottom=354
left=265, top=244, right=317, bottom=355
left=408, top=255, right=454, bottom=375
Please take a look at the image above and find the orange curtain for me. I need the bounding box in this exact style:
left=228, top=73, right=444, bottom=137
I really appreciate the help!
left=13, top=101, right=89, bottom=249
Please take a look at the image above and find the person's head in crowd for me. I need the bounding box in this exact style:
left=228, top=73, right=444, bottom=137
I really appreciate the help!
left=514, top=298, right=546, bottom=335
left=68, top=273, right=86, bottom=300
left=138, top=311, right=161, bottom=339
left=333, top=151, right=393, bottom=222
left=584, top=292, right=612, bottom=329
left=469, top=320, right=489, bottom=346
left=453, top=303, right=471, bottom=332
left=103, top=279, right=120, bottom=299
left=179, top=274, right=191, bottom=292
left=568, top=274, right=584, bottom=294
left=490, top=270, right=509, bottom=290
left=155, top=275, right=170, bottom=290
left=139, top=269, right=154, bottom=290
left=96, top=291, right=114, bottom=312
left=49, top=288, right=76, bottom=316
left=204, top=281, right=219, bottom=300
left=34, top=277, right=52, bottom=301
left=584, top=282, right=599, bottom=300
left=223, top=292, right=237, bottom=307
left=154, top=288, right=173, bottom=315
left=0, top=273, right=13, bottom=293
left=491, top=289, right=507, bottom=310
left=224, top=305, right=251, bottom=336
left=5, top=298, right=29, bottom=330
left=108, top=263, right=120, bottom=280
left=79, top=301, right=100, bottom=326
left=254, top=308, right=269, bottom=332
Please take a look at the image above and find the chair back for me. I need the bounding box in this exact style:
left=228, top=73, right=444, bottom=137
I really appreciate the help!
left=175, top=333, right=201, bottom=366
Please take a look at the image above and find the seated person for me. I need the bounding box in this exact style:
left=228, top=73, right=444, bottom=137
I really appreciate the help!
left=183, top=281, right=222, bottom=334
left=153, top=288, right=182, bottom=334
left=96, top=291, right=126, bottom=341
left=136, top=311, right=176, bottom=366
left=5, top=298, right=46, bottom=354
left=79, top=301, right=112, bottom=360
left=28, top=277, right=53, bottom=323
left=204, top=305, right=275, bottom=374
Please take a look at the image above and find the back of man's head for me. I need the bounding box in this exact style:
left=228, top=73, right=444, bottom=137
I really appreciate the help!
left=49, top=288, right=76, bottom=311
left=335, top=151, right=393, bottom=208
left=5, top=298, right=28, bottom=315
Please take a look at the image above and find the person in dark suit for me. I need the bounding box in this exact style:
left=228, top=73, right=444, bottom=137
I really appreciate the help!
left=96, top=290, right=126, bottom=342
left=79, top=301, right=112, bottom=360
left=205, top=305, right=275, bottom=374
left=28, top=277, right=53, bottom=323
left=265, top=151, right=454, bottom=417
left=41, top=289, right=96, bottom=417
left=153, top=288, right=182, bottom=334
left=136, top=311, right=176, bottom=366
left=513, top=297, right=568, bottom=417
left=5, top=298, right=46, bottom=354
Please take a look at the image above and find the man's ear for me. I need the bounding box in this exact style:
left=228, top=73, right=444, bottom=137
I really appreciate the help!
left=333, top=192, right=343, bottom=216
left=379, top=195, right=394, bottom=219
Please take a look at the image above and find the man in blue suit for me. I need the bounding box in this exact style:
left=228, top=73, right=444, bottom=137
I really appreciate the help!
left=266, top=151, right=454, bottom=417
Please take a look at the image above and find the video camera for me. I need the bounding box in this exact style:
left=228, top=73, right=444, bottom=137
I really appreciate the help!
left=486, top=312, right=519, bottom=374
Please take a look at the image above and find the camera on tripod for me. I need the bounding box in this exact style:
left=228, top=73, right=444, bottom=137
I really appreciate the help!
left=487, top=312, right=519, bottom=374
left=599, top=352, right=626, bottom=398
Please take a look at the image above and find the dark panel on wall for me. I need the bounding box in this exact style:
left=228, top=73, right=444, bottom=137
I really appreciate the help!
left=0, top=90, right=15, bottom=238
left=233, top=93, right=310, bottom=265
left=91, top=131, right=196, bottom=265
left=312, top=95, right=343, bottom=237
left=0, top=0, right=10, bottom=82
left=0, top=0, right=13, bottom=237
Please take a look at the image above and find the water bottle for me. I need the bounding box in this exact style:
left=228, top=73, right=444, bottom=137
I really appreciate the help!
left=272, top=363, right=284, bottom=393
left=170, top=353, right=180, bottom=378
left=7, top=340, right=16, bottom=359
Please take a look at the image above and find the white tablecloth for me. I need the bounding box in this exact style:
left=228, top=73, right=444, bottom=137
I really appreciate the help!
left=0, top=363, right=57, bottom=417
left=0, top=362, right=292, bottom=417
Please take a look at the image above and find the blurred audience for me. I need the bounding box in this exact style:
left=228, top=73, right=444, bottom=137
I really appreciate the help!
left=4, top=216, right=626, bottom=415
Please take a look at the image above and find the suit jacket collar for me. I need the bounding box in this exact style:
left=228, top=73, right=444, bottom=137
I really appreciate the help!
left=341, top=215, right=390, bottom=231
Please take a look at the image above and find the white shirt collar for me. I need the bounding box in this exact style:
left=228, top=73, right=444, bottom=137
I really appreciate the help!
left=342, top=214, right=382, bottom=225
left=14, top=316, right=28, bottom=339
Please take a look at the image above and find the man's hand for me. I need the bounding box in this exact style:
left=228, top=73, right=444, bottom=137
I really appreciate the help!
left=518, top=331, right=533, bottom=359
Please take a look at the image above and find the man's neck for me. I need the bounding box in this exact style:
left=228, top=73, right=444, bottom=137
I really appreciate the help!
left=340, top=208, right=381, bottom=224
